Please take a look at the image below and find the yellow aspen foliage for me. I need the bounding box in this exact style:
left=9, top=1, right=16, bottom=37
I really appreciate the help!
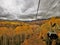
left=15, top=25, right=33, bottom=35
left=0, top=27, right=8, bottom=36
left=39, top=17, right=60, bottom=39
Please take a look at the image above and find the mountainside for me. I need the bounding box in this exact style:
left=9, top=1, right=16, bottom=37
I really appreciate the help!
left=0, top=17, right=60, bottom=45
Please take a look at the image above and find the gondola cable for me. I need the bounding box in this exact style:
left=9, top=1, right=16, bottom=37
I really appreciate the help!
left=36, top=0, right=40, bottom=19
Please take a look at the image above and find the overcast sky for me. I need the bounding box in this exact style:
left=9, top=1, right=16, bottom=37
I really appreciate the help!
left=0, top=0, right=60, bottom=21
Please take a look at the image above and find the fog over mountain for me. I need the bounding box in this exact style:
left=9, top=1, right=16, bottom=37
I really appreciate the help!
left=0, top=0, right=60, bottom=21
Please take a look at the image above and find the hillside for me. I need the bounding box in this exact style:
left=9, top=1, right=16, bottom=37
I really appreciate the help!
left=0, top=17, right=60, bottom=45
left=22, top=17, right=60, bottom=45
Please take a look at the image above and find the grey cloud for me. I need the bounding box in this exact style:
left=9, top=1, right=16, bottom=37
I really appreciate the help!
left=0, top=0, right=60, bottom=21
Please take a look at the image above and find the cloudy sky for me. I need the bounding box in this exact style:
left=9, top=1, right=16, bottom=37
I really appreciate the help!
left=0, top=0, right=60, bottom=21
